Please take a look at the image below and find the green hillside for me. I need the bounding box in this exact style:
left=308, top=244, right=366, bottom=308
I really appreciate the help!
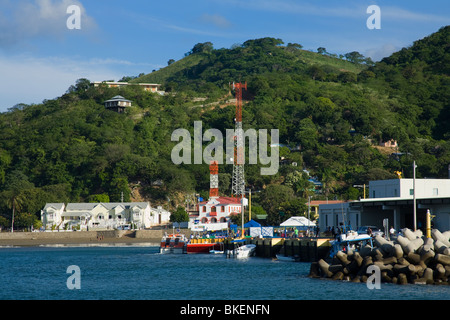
left=132, top=38, right=367, bottom=94
left=131, top=53, right=207, bottom=84
left=0, top=29, right=449, bottom=228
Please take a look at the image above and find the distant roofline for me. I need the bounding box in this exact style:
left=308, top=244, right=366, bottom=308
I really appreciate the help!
left=357, top=195, right=450, bottom=202
left=93, top=81, right=161, bottom=86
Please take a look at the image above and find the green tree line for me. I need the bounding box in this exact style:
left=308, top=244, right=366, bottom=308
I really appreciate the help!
left=1, top=27, right=449, bottom=228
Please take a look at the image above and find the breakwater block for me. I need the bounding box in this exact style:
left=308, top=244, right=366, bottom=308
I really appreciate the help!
left=309, top=228, right=450, bottom=286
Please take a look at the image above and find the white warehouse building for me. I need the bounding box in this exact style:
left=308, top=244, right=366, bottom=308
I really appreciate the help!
left=318, top=179, right=450, bottom=233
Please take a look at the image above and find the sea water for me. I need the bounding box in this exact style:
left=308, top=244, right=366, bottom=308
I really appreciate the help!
left=0, top=245, right=448, bottom=300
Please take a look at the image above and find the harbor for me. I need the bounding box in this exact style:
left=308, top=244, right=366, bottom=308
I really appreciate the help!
left=1, top=245, right=448, bottom=301
left=221, top=237, right=332, bottom=262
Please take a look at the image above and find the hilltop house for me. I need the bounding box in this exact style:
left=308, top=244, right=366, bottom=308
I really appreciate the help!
left=104, top=95, right=132, bottom=113
left=41, top=202, right=171, bottom=231
left=93, top=81, right=162, bottom=93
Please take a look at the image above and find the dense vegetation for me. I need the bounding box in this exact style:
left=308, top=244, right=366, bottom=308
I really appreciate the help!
left=0, top=26, right=449, bottom=229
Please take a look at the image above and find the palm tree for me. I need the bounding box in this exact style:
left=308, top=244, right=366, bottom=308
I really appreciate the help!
left=5, top=191, right=26, bottom=232
left=1, top=170, right=34, bottom=232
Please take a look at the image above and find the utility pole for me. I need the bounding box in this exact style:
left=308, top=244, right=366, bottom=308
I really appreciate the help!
left=413, top=161, right=417, bottom=231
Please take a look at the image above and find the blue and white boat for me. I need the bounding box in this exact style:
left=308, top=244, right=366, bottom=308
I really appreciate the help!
left=329, top=231, right=373, bottom=258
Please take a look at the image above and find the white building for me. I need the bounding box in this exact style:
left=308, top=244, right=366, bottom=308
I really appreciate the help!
left=41, top=203, right=65, bottom=229
left=368, top=179, right=450, bottom=199
left=189, top=196, right=247, bottom=231
left=41, top=202, right=171, bottom=231
left=318, top=179, right=450, bottom=233
left=150, top=206, right=171, bottom=225
left=93, top=81, right=162, bottom=93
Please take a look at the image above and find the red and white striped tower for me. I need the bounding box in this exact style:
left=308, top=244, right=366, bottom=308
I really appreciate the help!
left=209, top=160, right=219, bottom=199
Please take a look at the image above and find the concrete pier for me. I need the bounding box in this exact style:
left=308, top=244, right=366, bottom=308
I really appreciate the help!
left=223, top=237, right=332, bottom=261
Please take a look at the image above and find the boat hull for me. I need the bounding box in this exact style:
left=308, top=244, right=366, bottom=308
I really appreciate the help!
left=160, top=246, right=186, bottom=254
left=235, top=244, right=256, bottom=259
left=187, top=243, right=224, bottom=254
left=159, top=234, right=188, bottom=254
left=276, top=254, right=298, bottom=262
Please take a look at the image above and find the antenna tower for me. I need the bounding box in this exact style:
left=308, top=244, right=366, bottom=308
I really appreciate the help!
left=209, top=160, right=219, bottom=199
left=231, top=82, right=246, bottom=197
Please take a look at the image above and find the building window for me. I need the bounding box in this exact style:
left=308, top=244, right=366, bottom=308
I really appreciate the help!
left=433, top=188, right=438, bottom=196
left=203, top=206, right=206, bottom=212
left=221, top=206, right=225, bottom=212
left=410, top=189, right=414, bottom=195
left=211, top=218, right=217, bottom=223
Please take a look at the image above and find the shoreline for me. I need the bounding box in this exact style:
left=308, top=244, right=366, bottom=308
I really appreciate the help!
left=0, top=237, right=161, bottom=248
left=0, top=230, right=165, bottom=248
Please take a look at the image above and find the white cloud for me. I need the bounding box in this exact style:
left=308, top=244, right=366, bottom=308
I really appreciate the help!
left=217, top=0, right=450, bottom=22
left=364, top=43, right=399, bottom=61
left=0, top=0, right=97, bottom=48
left=382, top=6, right=450, bottom=23
left=200, top=14, right=232, bottom=29
left=0, top=54, right=124, bottom=112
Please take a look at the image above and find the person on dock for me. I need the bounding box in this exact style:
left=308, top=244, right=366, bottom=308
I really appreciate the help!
left=389, top=226, right=396, bottom=240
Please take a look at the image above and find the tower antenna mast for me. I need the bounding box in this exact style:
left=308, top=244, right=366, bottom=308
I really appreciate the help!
left=231, top=82, right=247, bottom=198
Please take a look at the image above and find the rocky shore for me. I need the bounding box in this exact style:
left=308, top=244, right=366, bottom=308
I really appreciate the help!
left=309, top=228, right=450, bottom=285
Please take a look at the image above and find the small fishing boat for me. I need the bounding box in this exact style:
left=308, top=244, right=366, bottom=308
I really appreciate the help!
left=329, top=230, right=373, bottom=258
left=160, top=233, right=187, bottom=254
left=276, top=254, right=299, bottom=262
left=235, top=244, right=256, bottom=259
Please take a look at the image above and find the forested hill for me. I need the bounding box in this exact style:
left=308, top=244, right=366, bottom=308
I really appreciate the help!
left=370, top=26, right=450, bottom=140
left=0, top=27, right=449, bottom=227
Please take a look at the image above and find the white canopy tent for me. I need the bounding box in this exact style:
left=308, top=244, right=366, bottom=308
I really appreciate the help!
left=280, top=216, right=316, bottom=227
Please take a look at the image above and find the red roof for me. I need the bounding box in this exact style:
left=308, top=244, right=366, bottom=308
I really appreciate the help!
left=198, top=196, right=242, bottom=206
left=309, top=200, right=347, bottom=206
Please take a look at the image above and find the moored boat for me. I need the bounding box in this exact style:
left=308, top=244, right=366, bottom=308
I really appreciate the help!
left=276, top=254, right=299, bottom=262
left=329, top=230, right=373, bottom=258
left=160, top=233, right=187, bottom=254
left=186, top=239, right=224, bottom=254
left=235, top=244, right=256, bottom=259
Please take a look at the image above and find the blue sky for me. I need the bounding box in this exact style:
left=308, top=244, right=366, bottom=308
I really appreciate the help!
left=0, top=0, right=449, bottom=112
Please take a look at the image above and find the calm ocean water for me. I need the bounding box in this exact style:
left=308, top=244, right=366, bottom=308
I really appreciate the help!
left=0, top=245, right=448, bottom=300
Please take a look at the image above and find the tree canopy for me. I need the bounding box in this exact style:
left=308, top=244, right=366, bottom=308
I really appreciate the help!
left=1, top=28, right=449, bottom=228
